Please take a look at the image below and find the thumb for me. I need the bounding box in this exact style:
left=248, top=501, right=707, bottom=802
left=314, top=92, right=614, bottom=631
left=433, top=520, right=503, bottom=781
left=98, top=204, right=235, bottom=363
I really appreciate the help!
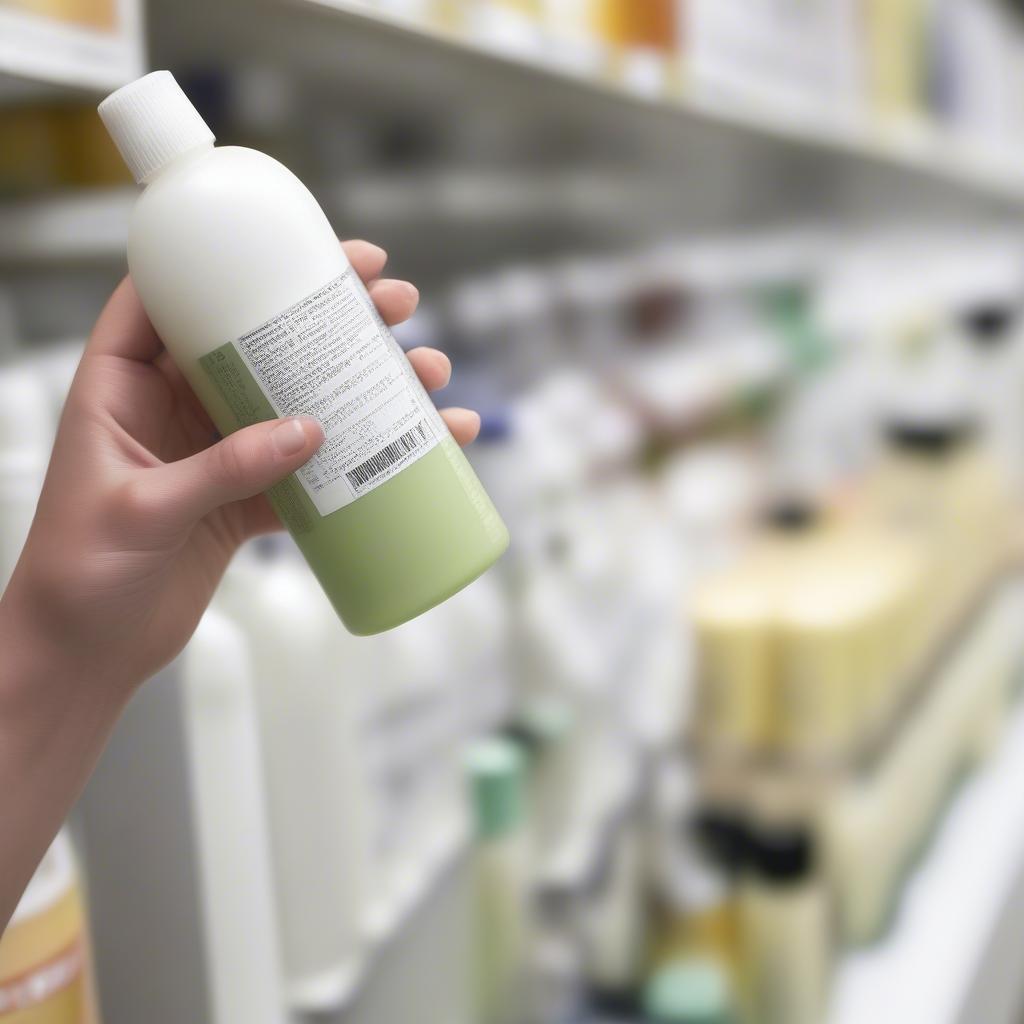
left=161, top=416, right=324, bottom=524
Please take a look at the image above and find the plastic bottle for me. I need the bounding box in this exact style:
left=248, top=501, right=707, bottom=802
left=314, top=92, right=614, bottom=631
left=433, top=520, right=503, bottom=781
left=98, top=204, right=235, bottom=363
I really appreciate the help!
left=543, top=0, right=605, bottom=73
left=691, top=560, right=779, bottom=752
left=217, top=548, right=371, bottom=1010
left=98, top=71, right=508, bottom=634
left=0, top=830, right=102, bottom=1022
left=181, top=607, right=286, bottom=1024
left=0, top=365, right=53, bottom=590
left=466, top=738, right=530, bottom=1024
left=584, top=814, right=650, bottom=1008
left=466, top=0, right=546, bottom=57
left=739, top=826, right=829, bottom=1024
left=644, top=958, right=736, bottom=1024
left=593, top=0, right=678, bottom=92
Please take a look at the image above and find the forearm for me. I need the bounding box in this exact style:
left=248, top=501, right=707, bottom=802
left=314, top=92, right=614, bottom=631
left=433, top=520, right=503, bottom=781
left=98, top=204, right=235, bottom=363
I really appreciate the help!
left=0, top=583, right=127, bottom=931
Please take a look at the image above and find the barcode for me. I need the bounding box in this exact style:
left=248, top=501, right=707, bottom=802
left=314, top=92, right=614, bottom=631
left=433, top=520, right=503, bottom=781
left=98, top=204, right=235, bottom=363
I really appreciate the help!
left=346, top=421, right=429, bottom=490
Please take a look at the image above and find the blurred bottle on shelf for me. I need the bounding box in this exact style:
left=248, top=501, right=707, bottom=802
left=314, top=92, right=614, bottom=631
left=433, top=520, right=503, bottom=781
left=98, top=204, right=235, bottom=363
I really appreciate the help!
left=647, top=770, right=742, bottom=992
left=182, top=607, right=286, bottom=1024
left=580, top=800, right=648, bottom=1009
left=543, top=0, right=605, bottom=72
left=0, top=364, right=52, bottom=589
left=643, top=957, right=736, bottom=1024
left=516, top=695, right=577, bottom=864
left=0, top=105, right=130, bottom=195
left=691, top=556, right=779, bottom=754
left=864, top=0, right=930, bottom=125
left=0, top=831, right=102, bottom=1023
left=218, top=547, right=372, bottom=1010
left=683, top=0, right=864, bottom=119
left=462, top=0, right=547, bottom=57
left=739, top=824, right=830, bottom=1024
left=466, top=738, right=530, bottom=1024
left=592, top=0, right=678, bottom=92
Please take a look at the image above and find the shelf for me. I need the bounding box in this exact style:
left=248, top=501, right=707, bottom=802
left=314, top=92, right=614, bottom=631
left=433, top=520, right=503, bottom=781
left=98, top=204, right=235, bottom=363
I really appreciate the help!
left=828, top=694, right=1024, bottom=1024
left=150, top=0, right=1024, bottom=213
left=312, top=0, right=1024, bottom=203
left=0, top=3, right=144, bottom=98
left=292, top=821, right=469, bottom=1020
left=0, top=188, right=134, bottom=268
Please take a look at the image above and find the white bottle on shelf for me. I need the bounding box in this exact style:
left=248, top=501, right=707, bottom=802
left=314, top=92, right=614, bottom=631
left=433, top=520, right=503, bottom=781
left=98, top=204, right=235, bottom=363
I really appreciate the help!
left=218, top=546, right=372, bottom=1012
left=182, top=607, right=287, bottom=1024
left=0, top=364, right=53, bottom=590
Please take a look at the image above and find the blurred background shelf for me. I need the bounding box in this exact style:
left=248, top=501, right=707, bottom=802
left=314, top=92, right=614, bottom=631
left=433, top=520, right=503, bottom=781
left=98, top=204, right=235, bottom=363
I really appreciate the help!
left=304, top=0, right=1024, bottom=204
left=8, top=2, right=1024, bottom=1024
left=0, top=2, right=143, bottom=98
left=147, top=0, right=1024, bottom=228
left=0, top=187, right=134, bottom=268
left=829, top=695, right=1024, bottom=1024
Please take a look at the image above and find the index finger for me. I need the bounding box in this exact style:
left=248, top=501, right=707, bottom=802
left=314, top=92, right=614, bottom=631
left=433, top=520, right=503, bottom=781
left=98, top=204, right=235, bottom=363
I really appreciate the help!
left=343, top=240, right=388, bottom=283
left=84, top=276, right=163, bottom=363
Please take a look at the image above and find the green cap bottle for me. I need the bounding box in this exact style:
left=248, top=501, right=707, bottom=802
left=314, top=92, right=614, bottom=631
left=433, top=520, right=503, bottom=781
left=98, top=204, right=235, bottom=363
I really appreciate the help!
left=644, top=958, right=734, bottom=1024
left=465, top=739, right=525, bottom=841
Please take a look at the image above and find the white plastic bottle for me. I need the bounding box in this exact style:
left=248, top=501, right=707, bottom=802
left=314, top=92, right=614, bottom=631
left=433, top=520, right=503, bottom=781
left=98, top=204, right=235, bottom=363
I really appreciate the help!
left=0, top=365, right=53, bottom=590
left=182, top=607, right=286, bottom=1024
left=98, top=71, right=508, bottom=635
left=218, top=547, right=372, bottom=1011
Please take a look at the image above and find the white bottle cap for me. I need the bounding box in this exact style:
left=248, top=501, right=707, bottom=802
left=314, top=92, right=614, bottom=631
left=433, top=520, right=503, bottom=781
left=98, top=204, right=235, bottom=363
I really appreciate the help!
left=98, top=70, right=215, bottom=184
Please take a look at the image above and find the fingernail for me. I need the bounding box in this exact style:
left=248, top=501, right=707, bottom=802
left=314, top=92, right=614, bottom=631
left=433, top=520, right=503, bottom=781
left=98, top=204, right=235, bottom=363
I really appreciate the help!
left=272, top=418, right=310, bottom=458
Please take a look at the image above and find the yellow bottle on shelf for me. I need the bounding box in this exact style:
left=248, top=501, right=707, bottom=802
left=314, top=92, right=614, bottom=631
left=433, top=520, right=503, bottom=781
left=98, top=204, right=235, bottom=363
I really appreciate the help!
left=591, top=0, right=679, bottom=92
left=692, top=558, right=780, bottom=753
left=0, top=831, right=101, bottom=1023
left=864, top=0, right=929, bottom=125
left=594, top=0, right=676, bottom=50
left=777, top=567, right=872, bottom=759
left=739, top=824, right=830, bottom=1024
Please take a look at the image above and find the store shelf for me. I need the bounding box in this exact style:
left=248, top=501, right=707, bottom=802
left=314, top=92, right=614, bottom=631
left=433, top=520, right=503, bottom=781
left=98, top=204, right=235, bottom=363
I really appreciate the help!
left=829, top=694, right=1024, bottom=1024
left=292, top=821, right=469, bottom=1020
left=0, top=188, right=134, bottom=268
left=0, top=3, right=144, bottom=97
left=308, top=0, right=1024, bottom=203
left=152, top=0, right=1024, bottom=212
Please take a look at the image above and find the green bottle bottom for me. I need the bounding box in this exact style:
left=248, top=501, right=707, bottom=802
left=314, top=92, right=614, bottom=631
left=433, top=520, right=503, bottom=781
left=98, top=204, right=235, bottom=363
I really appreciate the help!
left=283, top=437, right=509, bottom=635
left=194, top=343, right=506, bottom=634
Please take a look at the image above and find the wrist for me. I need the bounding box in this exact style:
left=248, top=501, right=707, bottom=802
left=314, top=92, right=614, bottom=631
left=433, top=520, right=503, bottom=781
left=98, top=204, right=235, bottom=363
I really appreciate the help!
left=0, top=574, right=131, bottom=721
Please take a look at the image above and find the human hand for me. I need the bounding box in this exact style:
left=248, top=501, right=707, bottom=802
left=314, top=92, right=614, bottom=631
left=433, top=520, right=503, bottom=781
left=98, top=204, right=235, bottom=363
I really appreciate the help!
left=1, top=240, right=479, bottom=700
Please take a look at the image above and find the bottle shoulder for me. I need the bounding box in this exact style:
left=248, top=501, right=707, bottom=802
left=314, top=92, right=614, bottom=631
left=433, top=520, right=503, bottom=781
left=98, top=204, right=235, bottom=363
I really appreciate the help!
left=125, top=143, right=345, bottom=352
left=133, top=146, right=310, bottom=222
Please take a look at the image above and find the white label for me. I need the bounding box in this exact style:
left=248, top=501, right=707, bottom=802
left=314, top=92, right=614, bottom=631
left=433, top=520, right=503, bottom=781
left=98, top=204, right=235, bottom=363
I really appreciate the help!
left=232, top=270, right=442, bottom=516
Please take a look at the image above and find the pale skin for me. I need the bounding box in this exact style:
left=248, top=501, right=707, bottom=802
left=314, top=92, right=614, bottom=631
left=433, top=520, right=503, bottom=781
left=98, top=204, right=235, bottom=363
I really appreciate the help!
left=0, top=240, right=479, bottom=932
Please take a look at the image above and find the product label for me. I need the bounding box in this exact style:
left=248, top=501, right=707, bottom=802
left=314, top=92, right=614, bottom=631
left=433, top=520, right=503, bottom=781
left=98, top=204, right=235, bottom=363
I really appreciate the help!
left=200, top=270, right=442, bottom=518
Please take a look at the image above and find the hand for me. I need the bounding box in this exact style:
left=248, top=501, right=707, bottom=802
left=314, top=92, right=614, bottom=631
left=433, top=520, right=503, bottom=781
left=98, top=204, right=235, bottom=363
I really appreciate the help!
left=2, top=240, right=479, bottom=701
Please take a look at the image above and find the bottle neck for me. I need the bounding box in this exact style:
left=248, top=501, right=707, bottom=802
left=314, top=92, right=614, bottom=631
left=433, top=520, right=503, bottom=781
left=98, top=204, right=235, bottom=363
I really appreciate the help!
left=143, top=140, right=215, bottom=185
